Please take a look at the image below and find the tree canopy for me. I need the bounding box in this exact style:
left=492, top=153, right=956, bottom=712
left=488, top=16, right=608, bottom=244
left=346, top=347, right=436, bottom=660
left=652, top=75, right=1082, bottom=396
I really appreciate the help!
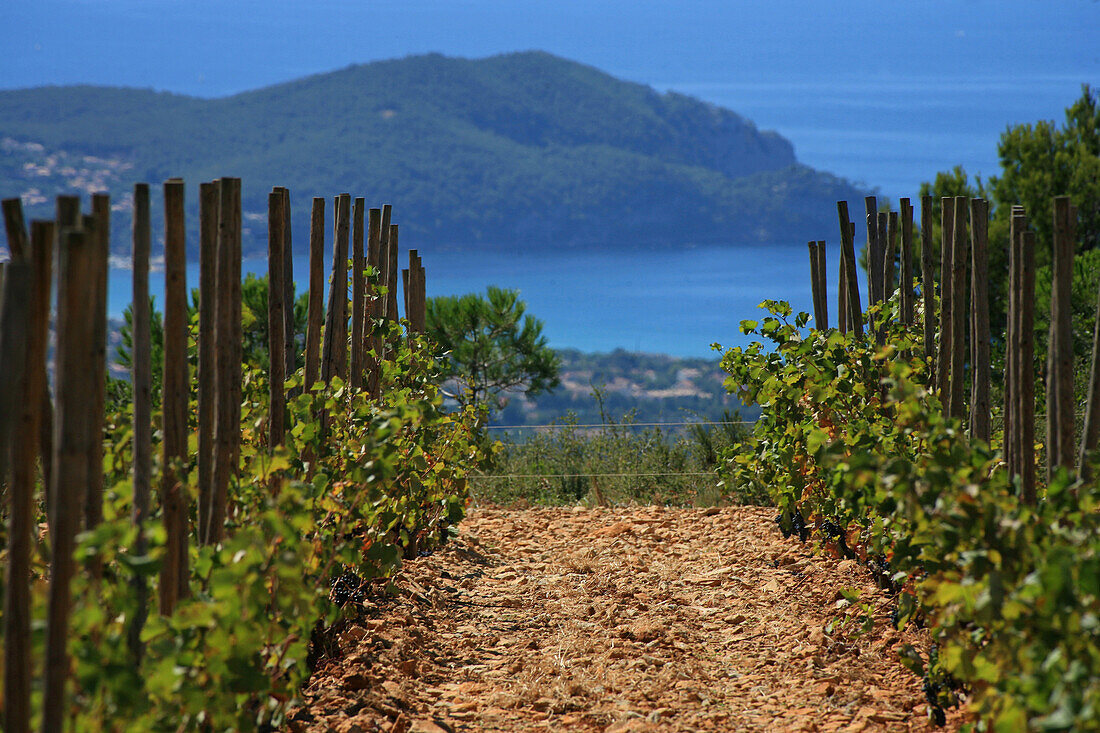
left=426, top=286, right=559, bottom=411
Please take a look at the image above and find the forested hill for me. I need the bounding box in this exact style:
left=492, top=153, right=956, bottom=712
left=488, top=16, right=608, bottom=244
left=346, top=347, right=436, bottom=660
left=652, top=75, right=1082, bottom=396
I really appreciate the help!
left=0, top=51, right=866, bottom=257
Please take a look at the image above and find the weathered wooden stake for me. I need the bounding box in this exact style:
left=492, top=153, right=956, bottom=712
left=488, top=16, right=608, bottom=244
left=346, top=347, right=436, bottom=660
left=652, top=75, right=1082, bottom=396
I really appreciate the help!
left=1018, top=230, right=1037, bottom=503
left=865, top=197, right=881, bottom=308
left=304, top=197, right=325, bottom=389
left=86, top=193, right=110, bottom=574
left=412, top=255, right=427, bottom=334
left=1048, top=196, right=1075, bottom=478
left=2, top=198, right=28, bottom=259
left=969, top=199, right=991, bottom=443
left=0, top=257, right=31, bottom=733
left=881, top=211, right=894, bottom=302
left=949, top=196, right=969, bottom=420
left=1006, top=207, right=1026, bottom=476
left=838, top=242, right=849, bottom=334
left=208, top=178, right=242, bottom=546
left=386, top=223, right=400, bottom=349
left=160, top=179, right=190, bottom=612
left=42, top=226, right=96, bottom=733
left=367, top=207, right=383, bottom=398
left=389, top=222, right=402, bottom=330
left=228, top=181, right=243, bottom=491
left=197, top=182, right=217, bottom=544
left=268, top=190, right=286, bottom=449
left=350, top=197, right=366, bottom=389
left=900, top=199, right=914, bottom=327
left=279, top=187, right=295, bottom=380
left=129, top=183, right=152, bottom=658
left=402, top=267, right=411, bottom=323
left=322, top=194, right=350, bottom=383
left=816, top=241, right=828, bottom=330
left=837, top=202, right=863, bottom=336
left=808, top=241, right=823, bottom=328
left=920, top=195, right=936, bottom=371
left=937, top=197, right=956, bottom=405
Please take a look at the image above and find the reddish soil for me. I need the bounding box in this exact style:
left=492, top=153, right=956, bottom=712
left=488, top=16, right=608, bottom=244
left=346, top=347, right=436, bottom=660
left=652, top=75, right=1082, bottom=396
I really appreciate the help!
left=297, top=506, right=963, bottom=732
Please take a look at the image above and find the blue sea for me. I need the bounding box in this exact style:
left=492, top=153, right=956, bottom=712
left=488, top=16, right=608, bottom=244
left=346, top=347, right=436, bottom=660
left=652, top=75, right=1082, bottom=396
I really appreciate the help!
left=108, top=241, right=829, bottom=359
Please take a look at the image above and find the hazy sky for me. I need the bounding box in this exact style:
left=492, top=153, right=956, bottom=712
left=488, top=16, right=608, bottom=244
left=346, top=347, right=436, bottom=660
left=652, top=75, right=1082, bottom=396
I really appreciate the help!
left=2, top=0, right=1096, bottom=96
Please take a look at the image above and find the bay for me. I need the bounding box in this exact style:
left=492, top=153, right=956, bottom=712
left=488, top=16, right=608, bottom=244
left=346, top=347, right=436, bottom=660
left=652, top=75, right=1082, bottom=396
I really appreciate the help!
left=106, top=243, right=828, bottom=358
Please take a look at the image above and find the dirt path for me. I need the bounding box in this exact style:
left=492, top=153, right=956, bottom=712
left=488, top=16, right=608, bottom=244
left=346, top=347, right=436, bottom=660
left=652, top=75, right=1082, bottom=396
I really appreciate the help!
left=298, top=506, right=960, bottom=732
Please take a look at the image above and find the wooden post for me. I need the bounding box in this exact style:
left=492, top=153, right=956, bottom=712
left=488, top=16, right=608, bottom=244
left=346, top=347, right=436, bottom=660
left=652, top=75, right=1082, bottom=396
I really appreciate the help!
left=402, top=267, right=411, bottom=324
left=838, top=243, right=849, bottom=334
left=0, top=205, right=28, bottom=492
left=4, top=218, right=52, bottom=733
left=208, top=178, right=241, bottom=546
left=1047, top=195, right=1073, bottom=479
left=409, top=253, right=426, bottom=334
left=1007, top=208, right=1026, bottom=476
left=4, top=219, right=51, bottom=733
left=900, top=199, right=914, bottom=327
left=1048, top=196, right=1075, bottom=478
left=884, top=211, right=897, bottom=304
left=1019, top=230, right=1037, bottom=503
left=160, top=179, right=189, bottom=612
left=2, top=198, right=28, bottom=259
left=387, top=222, right=399, bottom=326
left=837, top=202, right=863, bottom=337
left=949, top=196, right=969, bottom=420
left=350, top=197, right=366, bottom=389
left=816, top=241, right=828, bottom=330
left=279, top=187, right=295, bottom=380
left=129, top=183, right=152, bottom=657
left=385, top=224, right=400, bottom=356
left=304, top=197, right=325, bottom=389
left=197, top=182, right=217, bottom=544
left=878, top=211, right=890, bottom=304
left=268, top=190, right=286, bottom=449
left=42, top=226, right=96, bottom=733
left=379, top=204, right=392, bottom=320
left=86, top=194, right=109, bottom=568
left=970, top=199, right=991, bottom=443
left=920, top=195, right=936, bottom=372
left=937, top=197, right=956, bottom=405
left=367, top=207, right=383, bottom=398
left=0, top=265, right=30, bottom=476
left=322, top=194, right=350, bottom=383
left=864, top=197, right=880, bottom=308
left=227, top=180, right=243, bottom=490
left=808, top=241, right=823, bottom=328
left=416, top=256, right=427, bottom=333
left=0, top=259, right=30, bottom=733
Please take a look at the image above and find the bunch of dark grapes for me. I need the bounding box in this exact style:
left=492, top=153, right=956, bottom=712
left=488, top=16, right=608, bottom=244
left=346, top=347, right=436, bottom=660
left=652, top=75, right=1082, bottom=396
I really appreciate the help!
left=820, top=519, right=843, bottom=539
left=922, top=680, right=947, bottom=726
left=792, top=510, right=809, bottom=542
left=867, top=554, right=896, bottom=591
left=329, top=570, right=367, bottom=607
left=775, top=513, right=792, bottom=539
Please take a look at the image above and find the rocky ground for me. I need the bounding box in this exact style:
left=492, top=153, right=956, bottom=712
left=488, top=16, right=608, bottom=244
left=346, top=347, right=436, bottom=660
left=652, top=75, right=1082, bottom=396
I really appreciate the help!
left=296, top=506, right=964, bottom=732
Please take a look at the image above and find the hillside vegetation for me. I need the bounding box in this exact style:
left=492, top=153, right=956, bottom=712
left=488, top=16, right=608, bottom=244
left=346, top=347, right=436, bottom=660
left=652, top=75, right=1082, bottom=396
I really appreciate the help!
left=0, top=51, right=864, bottom=258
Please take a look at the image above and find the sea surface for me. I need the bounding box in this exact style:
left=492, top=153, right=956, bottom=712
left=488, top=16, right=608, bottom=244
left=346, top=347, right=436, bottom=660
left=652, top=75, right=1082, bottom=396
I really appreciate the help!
left=107, top=242, right=832, bottom=359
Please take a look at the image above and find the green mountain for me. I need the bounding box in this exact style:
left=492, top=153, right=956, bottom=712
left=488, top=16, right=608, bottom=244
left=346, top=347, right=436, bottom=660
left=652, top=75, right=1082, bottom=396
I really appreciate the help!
left=0, top=51, right=865, bottom=258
